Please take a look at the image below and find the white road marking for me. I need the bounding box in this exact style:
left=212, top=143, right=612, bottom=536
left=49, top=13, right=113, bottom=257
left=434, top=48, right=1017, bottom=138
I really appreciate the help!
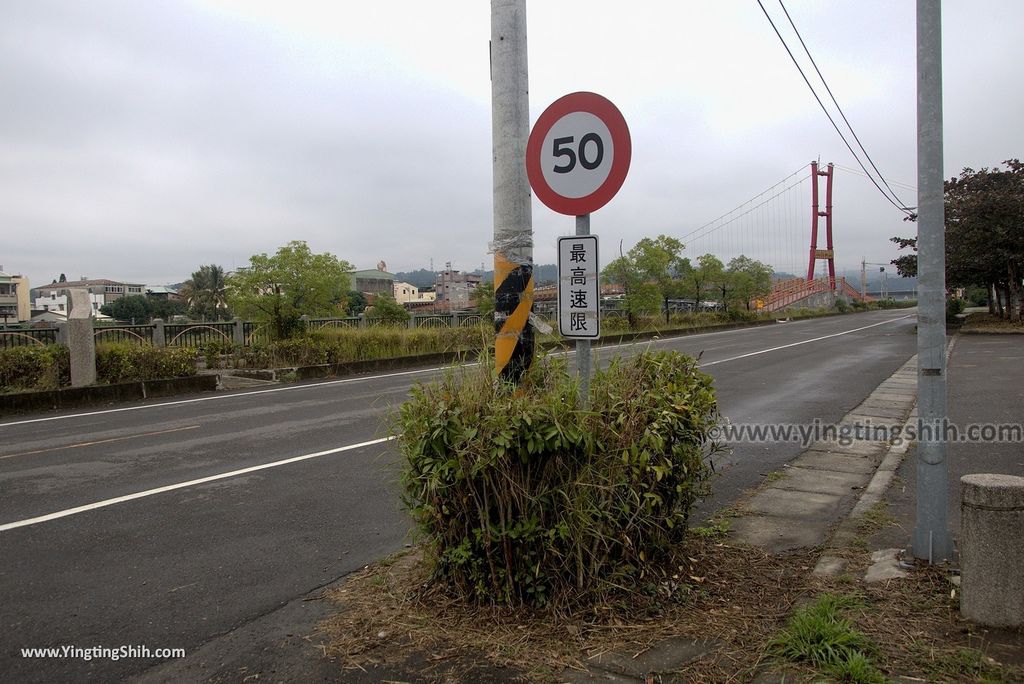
left=0, top=312, right=915, bottom=429
left=0, top=436, right=396, bottom=532
left=0, top=313, right=916, bottom=532
left=698, top=315, right=914, bottom=367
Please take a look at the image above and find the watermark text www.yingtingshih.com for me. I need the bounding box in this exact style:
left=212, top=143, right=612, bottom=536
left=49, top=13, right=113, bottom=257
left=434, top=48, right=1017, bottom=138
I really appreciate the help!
left=708, top=418, right=1023, bottom=449
left=20, top=644, right=185, bottom=662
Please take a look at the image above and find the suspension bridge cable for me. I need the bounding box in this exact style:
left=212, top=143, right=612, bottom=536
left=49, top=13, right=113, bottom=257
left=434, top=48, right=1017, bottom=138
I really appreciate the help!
left=678, top=164, right=806, bottom=241
left=754, top=0, right=915, bottom=218
left=683, top=175, right=807, bottom=246
left=776, top=0, right=914, bottom=211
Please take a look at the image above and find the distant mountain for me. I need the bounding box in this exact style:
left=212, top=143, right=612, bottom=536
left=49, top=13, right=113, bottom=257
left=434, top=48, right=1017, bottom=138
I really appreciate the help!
left=392, top=269, right=437, bottom=288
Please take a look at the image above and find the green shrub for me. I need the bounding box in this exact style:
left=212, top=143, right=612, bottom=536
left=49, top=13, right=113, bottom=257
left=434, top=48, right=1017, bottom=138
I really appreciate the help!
left=878, top=299, right=917, bottom=309
left=197, top=339, right=240, bottom=369
left=237, top=326, right=494, bottom=368
left=95, top=343, right=196, bottom=383
left=0, top=345, right=70, bottom=392
left=946, top=296, right=966, bottom=321
left=396, top=351, right=722, bottom=607
left=835, top=298, right=850, bottom=313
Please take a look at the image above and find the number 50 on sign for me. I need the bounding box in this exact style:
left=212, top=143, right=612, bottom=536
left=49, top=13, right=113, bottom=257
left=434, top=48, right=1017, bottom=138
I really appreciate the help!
left=526, top=92, right=631, bottom=216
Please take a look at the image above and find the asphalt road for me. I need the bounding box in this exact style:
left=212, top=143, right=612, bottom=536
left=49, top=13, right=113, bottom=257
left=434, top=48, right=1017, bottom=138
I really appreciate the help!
left=0, top=308, right=918, bottom=681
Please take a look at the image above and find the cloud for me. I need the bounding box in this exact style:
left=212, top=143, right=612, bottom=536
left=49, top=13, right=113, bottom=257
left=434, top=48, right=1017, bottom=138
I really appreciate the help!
left=1, top=0, right=1021, bottom=292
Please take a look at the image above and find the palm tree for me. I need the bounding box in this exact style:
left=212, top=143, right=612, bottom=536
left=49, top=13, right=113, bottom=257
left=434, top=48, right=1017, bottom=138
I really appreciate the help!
left=180, top=265, right=230, bottom=321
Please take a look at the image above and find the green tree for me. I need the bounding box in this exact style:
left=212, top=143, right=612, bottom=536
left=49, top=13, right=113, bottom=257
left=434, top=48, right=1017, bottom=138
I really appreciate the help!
left=100, top=295, right=153, bottom=323
left=180, top=265, right=231, bottom=321
left=149, top=297, right=188, bottom=320
left=891, top=159, right=1023, bottom=320
left=345, top=290, right=368, bottom=316
left=679, top=254, right=724, bottom=310
left=726, top=255, right=774, bottom=310
left=365, top=293, right=410, bottom=324
left=602, top=235, right=686, bottom=328
left=944, top=160, right=1023, bottom=321
left=227, top=241, right=353, bottom=338
left=889, top=236, right=918, bottom=278
left=470, top=281, right=495, bottom=317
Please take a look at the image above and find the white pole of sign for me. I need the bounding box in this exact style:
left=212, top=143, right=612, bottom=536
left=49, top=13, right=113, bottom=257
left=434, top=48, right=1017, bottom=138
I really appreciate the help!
left=576, top=213, right=591, bottom=403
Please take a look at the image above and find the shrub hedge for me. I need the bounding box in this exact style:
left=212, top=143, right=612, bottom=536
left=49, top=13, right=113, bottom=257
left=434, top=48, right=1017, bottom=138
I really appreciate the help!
left=95, top=343, right=197, bottom=384
left=0, top=345, right=70, bottom=392
left=241, top=326, right=491, bottom=368
left=396, top=351, right=722, bottom=607
left=1, top=343, right=196, bottom=391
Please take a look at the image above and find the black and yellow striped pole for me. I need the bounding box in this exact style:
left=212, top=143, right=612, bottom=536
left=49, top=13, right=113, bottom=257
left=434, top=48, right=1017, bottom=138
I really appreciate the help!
left=490, top=0, right=534, bottom=382
left=494, top=253, right=534, bottom=382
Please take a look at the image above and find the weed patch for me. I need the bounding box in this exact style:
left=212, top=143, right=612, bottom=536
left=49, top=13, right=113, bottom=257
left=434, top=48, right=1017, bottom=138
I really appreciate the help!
left=768, top=592, right=886, bottom=683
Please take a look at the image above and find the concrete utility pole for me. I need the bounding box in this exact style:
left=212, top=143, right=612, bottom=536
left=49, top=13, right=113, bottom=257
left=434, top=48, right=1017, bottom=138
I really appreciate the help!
left=913, top=0, right=953, bottom=563
left=490, top=0, right=534, bottom=382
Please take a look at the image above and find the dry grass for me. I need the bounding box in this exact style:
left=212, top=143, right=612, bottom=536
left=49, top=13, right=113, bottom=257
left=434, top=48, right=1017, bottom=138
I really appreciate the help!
left=961, top=312, right=1024, bottom=334
left=317, top=537, right=817, bottom=682
left=316, top=535, right=1024, bottom=683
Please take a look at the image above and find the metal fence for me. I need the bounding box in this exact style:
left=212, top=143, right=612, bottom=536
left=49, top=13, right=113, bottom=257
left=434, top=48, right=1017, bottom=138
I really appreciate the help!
left=92, top=325, right=154, bottom=345
left=0, top=327, right=58, bottom=350
left=0, top=313, right=528, bottom=351
left=165, top=322, right=235, bottom=347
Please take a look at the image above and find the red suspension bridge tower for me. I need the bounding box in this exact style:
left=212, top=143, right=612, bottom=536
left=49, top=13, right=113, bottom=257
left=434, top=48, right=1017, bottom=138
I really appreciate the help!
left=806, top=161, right=836, bottom=288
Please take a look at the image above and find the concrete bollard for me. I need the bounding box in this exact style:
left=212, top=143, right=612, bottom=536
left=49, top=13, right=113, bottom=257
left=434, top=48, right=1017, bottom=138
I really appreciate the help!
left=66, top=288, right=96, bottom=387
left=960, top=473, right=1024, bottom=628
left=152, top=318, right=165, bottom=347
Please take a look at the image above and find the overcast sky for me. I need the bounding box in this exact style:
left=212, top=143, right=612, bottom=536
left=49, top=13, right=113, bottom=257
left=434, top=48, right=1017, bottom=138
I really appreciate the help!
left=3, top=0, right=1021, bottom=289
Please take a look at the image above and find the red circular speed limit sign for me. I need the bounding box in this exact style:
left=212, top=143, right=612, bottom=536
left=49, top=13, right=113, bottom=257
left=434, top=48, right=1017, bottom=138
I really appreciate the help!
left=526, top=92, right=631, bottom=216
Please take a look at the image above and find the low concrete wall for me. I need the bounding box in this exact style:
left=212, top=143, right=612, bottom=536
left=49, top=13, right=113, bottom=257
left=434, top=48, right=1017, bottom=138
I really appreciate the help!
left=0, top=375, right=218, bottom=416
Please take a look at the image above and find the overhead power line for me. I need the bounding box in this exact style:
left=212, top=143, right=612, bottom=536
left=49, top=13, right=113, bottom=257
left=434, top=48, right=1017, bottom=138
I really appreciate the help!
left=755, top=0, right=916, bottom=218
left=776, top=0, right=914, bottom=211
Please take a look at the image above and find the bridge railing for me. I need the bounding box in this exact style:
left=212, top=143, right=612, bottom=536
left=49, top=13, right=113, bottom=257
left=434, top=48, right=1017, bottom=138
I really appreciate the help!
left=762, top=276, right=873, bottom=312
left=0, top=327, right=59, bottom=350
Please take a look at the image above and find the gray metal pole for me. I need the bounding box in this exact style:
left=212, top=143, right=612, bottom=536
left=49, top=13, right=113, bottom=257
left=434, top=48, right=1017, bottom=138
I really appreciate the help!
left=913, top=0, right=953, bottom=563
left=576, top=214, right=591, bottom=402
left=490, top=0, right=534, bottom=382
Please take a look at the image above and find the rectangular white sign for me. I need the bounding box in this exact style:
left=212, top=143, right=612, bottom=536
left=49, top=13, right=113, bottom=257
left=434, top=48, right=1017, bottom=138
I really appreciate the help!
left=557, top=235, right=600, bottom=338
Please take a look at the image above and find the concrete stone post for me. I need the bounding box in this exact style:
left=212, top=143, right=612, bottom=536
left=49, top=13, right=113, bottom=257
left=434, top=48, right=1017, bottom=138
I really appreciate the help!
left=152, top=318, right=165, bottom=347
left=233, top=318, right=245, bottom=346
left=960, top=473, right=1024, bottom=627
left=66, top=288, right=96, bottom=387
left=359, top=314, right=367, bottom=329
left=300, top=315, right=310, bottom=334
left=56, top=322, right=69, bottom=346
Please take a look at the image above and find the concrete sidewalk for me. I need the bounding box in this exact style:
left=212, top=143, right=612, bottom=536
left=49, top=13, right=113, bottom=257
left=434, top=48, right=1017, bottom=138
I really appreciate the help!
left=853, top=333, right=1023, bottom=562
